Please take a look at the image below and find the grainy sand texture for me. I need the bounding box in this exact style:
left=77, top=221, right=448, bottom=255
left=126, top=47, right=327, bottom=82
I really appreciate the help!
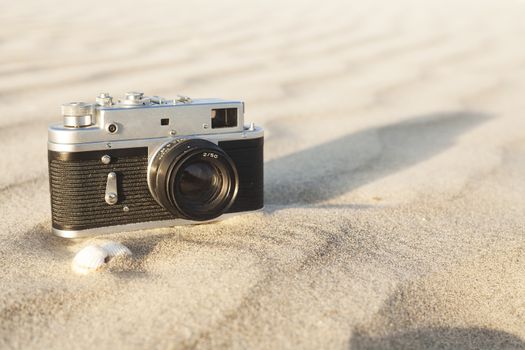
left=1, top=0, right=525, bottom=349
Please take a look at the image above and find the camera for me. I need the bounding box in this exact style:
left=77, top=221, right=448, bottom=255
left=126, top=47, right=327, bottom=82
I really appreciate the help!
left=48, top=92, right=263, bottom=238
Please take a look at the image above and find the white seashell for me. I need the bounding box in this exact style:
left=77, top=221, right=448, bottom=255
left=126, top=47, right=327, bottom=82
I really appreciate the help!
left=72, top=245, right=108, bottom=274
left=100, top=241, right=132, bottom=258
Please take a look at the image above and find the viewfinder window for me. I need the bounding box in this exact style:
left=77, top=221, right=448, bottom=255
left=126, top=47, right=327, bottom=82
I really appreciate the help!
left=211, top=108, right=237, bottom=128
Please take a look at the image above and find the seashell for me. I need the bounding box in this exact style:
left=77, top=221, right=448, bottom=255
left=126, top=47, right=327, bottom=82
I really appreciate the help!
left=100, top=241, right=132, bottom=258
left=72, top=245, right=108, bottom=274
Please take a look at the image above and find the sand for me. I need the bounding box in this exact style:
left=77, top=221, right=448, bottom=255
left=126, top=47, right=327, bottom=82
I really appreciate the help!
left=1, top=0, right=525, bottom=348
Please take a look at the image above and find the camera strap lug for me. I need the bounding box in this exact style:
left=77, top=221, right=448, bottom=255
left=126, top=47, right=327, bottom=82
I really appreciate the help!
left=105, top=172, right=118, bottom=205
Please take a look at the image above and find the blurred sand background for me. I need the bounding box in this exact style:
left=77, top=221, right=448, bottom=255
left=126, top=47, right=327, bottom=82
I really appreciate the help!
left=1, top=0, right=525, bottom=348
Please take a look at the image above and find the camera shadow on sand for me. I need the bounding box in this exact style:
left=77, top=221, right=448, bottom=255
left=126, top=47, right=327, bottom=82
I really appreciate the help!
left=265, top=111, right=490, bottom=208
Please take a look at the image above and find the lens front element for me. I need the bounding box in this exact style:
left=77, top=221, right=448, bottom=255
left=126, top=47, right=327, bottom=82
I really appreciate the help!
left=149, top=139, right=238, bottom=221
left=177, top=161, right=222, bottom=203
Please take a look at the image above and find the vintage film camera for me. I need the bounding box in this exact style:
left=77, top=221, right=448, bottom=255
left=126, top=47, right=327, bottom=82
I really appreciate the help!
left=48, top=92, right=263, bottom=238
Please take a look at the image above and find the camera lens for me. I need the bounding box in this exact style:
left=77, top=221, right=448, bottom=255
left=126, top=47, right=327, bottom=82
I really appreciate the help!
left=177, top=162, right=222, bottom=203
left=149, top=139, right=238, bottom=221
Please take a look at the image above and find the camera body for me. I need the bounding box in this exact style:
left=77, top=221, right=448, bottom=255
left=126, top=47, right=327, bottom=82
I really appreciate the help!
left=48, top=92, right=263, bottom=238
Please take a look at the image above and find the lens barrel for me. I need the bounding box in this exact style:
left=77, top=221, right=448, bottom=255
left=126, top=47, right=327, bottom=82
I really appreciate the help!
left=149, top=139, right=238, bottom=221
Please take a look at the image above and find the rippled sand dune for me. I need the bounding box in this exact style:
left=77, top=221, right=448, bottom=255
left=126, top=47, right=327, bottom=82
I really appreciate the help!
left=1, top=0, right=525, bottom=348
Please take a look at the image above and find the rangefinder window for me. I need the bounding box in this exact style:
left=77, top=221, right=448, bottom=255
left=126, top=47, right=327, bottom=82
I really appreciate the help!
left=211, top=108, right=237, bottom=128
